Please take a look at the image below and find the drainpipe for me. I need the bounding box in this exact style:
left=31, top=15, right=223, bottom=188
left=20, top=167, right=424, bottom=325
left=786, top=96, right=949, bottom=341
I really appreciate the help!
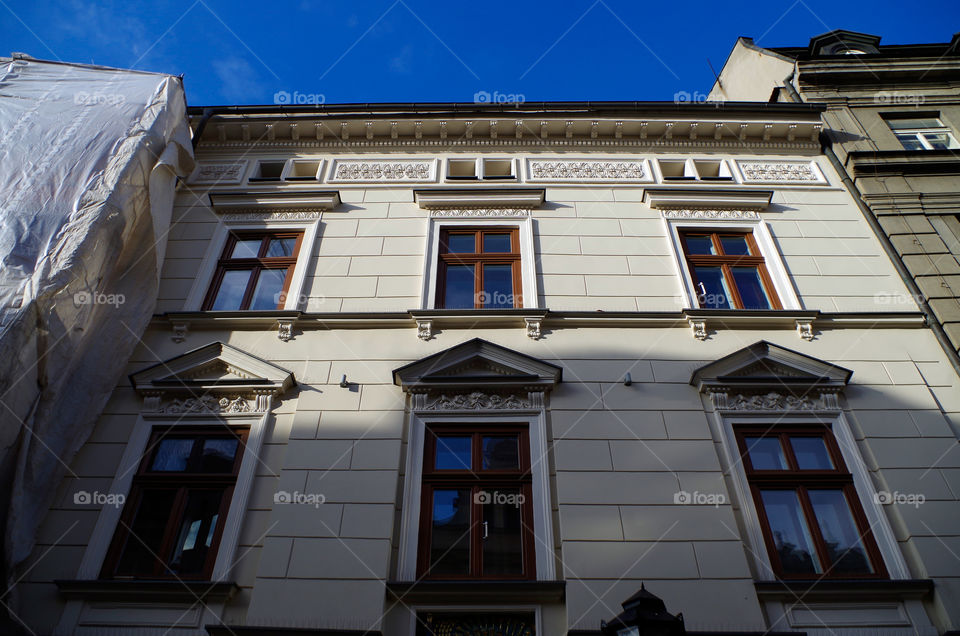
left=781, top=68, right=960, bottom=382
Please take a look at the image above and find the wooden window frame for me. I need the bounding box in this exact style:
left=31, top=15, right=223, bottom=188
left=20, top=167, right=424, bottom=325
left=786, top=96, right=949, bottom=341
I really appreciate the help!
left=679, top=230, right=782, bottom=309
left=202, top=230, right=304, bottom=311
left=735, top=424, right=887, bottom=580
left=100, top=426, right=248, bottom=580
left=417, top=425, right=535, bottom=580
left=436, top=227, right=523, bottom=309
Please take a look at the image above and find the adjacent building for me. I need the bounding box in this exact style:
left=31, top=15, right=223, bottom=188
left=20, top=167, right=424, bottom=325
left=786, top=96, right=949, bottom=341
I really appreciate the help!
left=709, top=30, right=960, bottom=364
left=10, top=97, right=960, bottom=636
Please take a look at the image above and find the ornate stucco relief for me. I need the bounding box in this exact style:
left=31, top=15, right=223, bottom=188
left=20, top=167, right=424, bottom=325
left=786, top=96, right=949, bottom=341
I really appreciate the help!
left=737, top=161, right=820, bottom=183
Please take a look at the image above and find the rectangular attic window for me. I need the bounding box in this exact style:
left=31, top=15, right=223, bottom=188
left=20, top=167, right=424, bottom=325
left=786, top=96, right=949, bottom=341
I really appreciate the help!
left=285, top=160, right=322, bottom=181
left=249, top=161, right=285, bottom=182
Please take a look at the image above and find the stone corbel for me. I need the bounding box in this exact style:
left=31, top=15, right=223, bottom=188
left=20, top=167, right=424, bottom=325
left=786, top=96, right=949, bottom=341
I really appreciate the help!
left=417, top=319, right=433, bottom=341
left=689, top=317, right=708, bottom=341
left=171, top=321, right=189, bottom=343
left=796, top=318, right=816, bottom=341
left=277, top=318, right=296, bottom=342
left=524, top=317, right=542, bottom=340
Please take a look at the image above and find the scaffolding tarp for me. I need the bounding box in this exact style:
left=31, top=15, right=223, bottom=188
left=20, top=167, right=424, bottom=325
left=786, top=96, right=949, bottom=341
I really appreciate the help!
left=0, top=55, right=194, bottom=613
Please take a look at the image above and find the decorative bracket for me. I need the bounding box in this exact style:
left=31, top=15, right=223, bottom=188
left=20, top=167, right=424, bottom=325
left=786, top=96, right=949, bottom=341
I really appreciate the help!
left=277, top=319, right=295, bottom=342
left=524, top=317, right=542, bottom=340
left=796, top=319, right=816, bottom=341
left=417, top=319, right=433, bottom=341
left=689, top=317, right=708, bottom=341
left=171, top=321, right=189, bottom=343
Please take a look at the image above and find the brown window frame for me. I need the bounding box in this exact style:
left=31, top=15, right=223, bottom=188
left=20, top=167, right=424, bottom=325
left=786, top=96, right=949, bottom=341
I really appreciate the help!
left=735, top=424, right=887, bottom=580
left=679, top=230, right=782, bottom=310
left=417, top=425, right=535, bottom=580
left=100, top=425, right=248, bottom=580
left=202, top=230, right=304, bottom=311
left=436, top=228, right=522, bottom=309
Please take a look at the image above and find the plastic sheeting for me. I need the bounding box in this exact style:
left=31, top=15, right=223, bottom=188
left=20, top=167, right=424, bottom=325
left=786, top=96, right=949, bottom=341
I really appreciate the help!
left=0, top=55, right=194, bottom=615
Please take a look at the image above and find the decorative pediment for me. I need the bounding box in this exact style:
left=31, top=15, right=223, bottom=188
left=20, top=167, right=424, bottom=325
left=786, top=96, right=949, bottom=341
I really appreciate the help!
left=690, top=341, right=850, bottom=410
left=393, top=338, right=561, bottom=394
left=130, top=342, right=296, bottom=397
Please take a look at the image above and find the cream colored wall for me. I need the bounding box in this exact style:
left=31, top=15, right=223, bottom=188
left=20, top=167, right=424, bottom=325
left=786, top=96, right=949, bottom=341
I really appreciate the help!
left=19, top=321, right=960, bottom=633
left=17, top=145, right=960, bottom=635
left=707, top=39, right=794, bottom=103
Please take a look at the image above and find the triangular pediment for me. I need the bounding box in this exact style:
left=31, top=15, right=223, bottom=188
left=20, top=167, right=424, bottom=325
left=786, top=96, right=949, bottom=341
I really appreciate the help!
left=393, top=338, right=562, bottom=391
left=130, top=342, right=296, bottom=396
left=690, top=341, right=851, bottom=392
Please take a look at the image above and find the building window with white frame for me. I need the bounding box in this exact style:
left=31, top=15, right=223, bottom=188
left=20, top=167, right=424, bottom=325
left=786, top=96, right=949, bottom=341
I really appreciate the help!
left=885, top=115, right=960, bottom=150
left=100, top=425, right=248, bottom=580
left=202, top=230, right=304, bottom=310
left=418, top=425, right=535, bottom=580
left=679, top=229, right=782, bottom=309
left=735, top=423, right=887, bottom=580
left=436, top=227, right=522, bottom=309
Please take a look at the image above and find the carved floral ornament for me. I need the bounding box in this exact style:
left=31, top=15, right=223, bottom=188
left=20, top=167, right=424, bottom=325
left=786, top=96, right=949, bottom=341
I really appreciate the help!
left=663, top=209, right=761, bottom=221
left=331, top=160, right=433, bottom=181
left=410, top=390, right=538, bottom=411
left=430, top=208, right=530, bottom=218
left=737, top=161, right=820, bottom=183
left=708, top=389, right=841, bottom=412
left=142, top=392, right=272, bottom=414
left=527, top=160, right=647, bottom=181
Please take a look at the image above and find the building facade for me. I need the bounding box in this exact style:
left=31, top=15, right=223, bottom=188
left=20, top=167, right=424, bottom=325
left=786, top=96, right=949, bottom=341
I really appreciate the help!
left=710, top=30, right=960, bottom=362
left=13, top=102, right=960, bottom=635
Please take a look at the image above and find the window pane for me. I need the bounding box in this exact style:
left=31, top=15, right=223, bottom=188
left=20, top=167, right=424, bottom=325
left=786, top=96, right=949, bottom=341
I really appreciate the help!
left=887, top=118, right=942, bottom=130
left=249, top=269, right=288, bottom=310
left=483, top=233, right=512, bottom=253
left=115, top=489, right=178, bottom=576
left=482, top=488, right=523, bottom=576
left=895, top=133, right=925, bottom=150
left=211, top=269, right=252, bottom=310
left=265, top=237, right=297, bottom=257
left=745, top=437, right=787, bottom=470
left=435, top=436, right=471, bottom=470
left=719, top=235, right=751, bottom=255
left=443, top=264, right=475, bottom=309
left=760, top=490, right=822, bottom=574
left=694, top=266, right=732, bottom=309
left=482, top=264, right=514, bottom=308
left=230, top=239, right=262, bottom=258
left=482, top=436, right=520, bottom=470
left=168, top=489, right=226, bottom=576
left=922, top=132, right=956, bottom=150
left=429, top=489, right=471, bottom=575
left=151, top=438, right=195, bottom=471
left=808, top=489, right=874, bottom=574
left=200, top=438, right=239, bottom=472
left=445, top=234, right=476, bottom=253
left=792, top=437, right=834, bottom=470
left=685, top=235, right=716, bottom=254
left=731, top=267, right=772, bottom=309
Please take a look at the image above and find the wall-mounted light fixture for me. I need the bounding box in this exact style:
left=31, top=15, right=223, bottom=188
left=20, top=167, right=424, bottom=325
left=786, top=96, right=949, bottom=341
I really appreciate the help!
left=339, top=374, right=349, bottom=388
left=624, top=372, right=633, bottom=386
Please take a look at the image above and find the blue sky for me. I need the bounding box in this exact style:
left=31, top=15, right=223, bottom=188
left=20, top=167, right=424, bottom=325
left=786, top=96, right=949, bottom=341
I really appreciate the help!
left=2, top=0, right=957, bottom=107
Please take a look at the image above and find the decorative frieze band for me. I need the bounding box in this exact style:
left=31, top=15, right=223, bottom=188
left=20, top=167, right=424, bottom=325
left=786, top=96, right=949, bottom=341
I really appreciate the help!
left=149, top=395, right=262, bottom=414
left=220, top=210, right=322, bottom=221
left=709, top=390, right=840, bottom=411
left=526, top=159, right=650, bottom=182
left=737, top=161, right=822, bottom=183
left=190, top=162, right=248, bottom=184
left=663, top=209, right=761, bottom=221
left=430, top=208, right=531, bottom=218
left=417, top=391, right=532, bottom=411
left=329, top=159, right=436, bottom=182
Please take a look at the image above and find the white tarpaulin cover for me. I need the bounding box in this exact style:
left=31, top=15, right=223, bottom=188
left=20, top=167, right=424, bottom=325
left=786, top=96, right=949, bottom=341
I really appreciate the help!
left=0, top=55, right=193, bottom=613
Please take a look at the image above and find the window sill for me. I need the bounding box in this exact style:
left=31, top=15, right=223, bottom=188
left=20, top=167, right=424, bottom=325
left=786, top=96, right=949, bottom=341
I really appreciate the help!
left=386, top=579, right=565, bottom=604
left=55, top=579, right=240, bottom=603
left=754, top=578, right=933, bottom=602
